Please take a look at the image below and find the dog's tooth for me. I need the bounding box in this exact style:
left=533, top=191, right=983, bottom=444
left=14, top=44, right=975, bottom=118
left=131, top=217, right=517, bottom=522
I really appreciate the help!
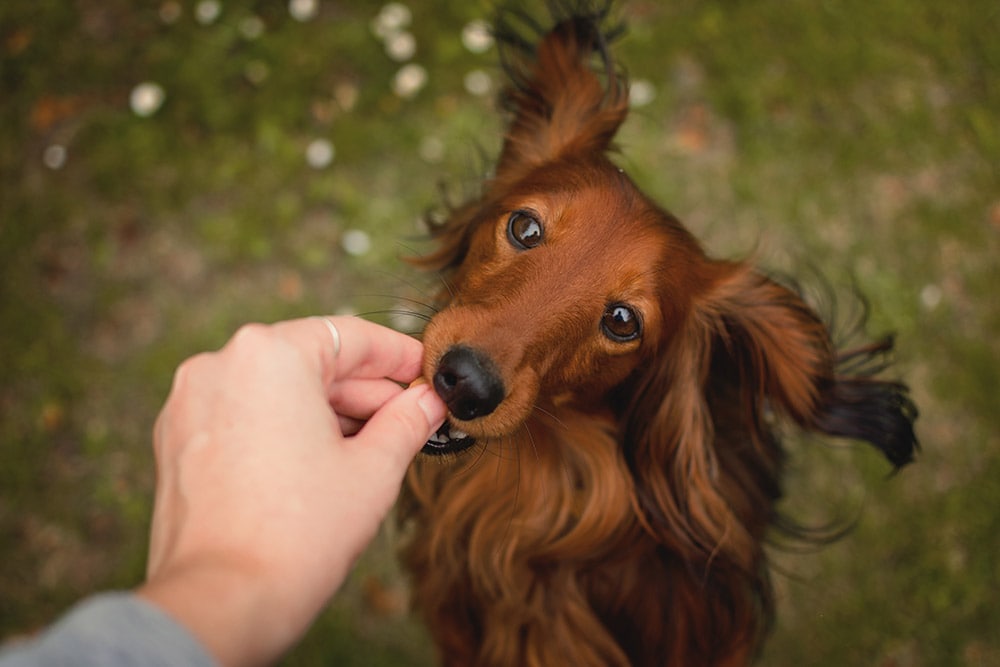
left=450, top=428, right=469, bottom=440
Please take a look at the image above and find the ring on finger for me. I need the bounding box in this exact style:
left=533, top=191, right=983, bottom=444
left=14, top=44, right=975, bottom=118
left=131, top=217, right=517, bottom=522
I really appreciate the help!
left=315, top=316, right=342, bottom=359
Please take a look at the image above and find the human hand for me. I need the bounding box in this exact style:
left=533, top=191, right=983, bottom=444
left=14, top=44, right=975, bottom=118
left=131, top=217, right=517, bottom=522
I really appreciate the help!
left=137, top=317, right=446, bottom=667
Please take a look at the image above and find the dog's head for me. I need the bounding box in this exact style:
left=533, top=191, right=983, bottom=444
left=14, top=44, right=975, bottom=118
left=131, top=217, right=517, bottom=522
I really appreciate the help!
left=415, top=9, right=917, bottom=551
left=420, top=157, right=707, bottom=445
left=417, top=7, right=692, bottom=450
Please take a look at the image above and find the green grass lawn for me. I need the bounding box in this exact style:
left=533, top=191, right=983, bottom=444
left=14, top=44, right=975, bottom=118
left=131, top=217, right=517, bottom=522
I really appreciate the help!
left=2, top=1, right=998, bottom=664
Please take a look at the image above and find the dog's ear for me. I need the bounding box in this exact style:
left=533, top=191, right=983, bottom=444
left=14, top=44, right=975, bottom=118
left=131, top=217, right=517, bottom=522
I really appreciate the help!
left=493, top=4, right=629, bottom=181
left=414, top=6, right=628, bottom=275
left=622, top=264, right=918, bottom=567
left=699, top=267, right=919, bottom=468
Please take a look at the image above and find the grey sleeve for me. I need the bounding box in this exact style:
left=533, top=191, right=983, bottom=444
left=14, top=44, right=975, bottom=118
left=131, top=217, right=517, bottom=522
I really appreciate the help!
left=0, top=592, right=216, bottom=667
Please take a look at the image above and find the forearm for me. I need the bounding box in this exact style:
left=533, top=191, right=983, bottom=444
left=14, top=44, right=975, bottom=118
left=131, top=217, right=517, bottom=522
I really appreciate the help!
left=0, top=592, right=215, bottom=667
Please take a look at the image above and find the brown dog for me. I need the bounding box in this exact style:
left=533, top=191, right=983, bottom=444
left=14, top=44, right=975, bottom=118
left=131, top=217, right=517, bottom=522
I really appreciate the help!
left=400, top=4, right=917, bottom=665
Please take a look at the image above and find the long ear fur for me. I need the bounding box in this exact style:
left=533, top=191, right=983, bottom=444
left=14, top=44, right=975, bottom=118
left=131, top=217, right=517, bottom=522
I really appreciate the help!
left=413, top=2, right=628, bottom=274
left=625, top=263, right=918, bottom=558
left=621, top=263, right=918, bottom=655
left=493, top=1, right=628, bottom=179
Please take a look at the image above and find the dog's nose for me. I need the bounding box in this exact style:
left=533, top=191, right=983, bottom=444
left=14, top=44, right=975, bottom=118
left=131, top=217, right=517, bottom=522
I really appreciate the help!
left=433, top=346, right=505, bottom=421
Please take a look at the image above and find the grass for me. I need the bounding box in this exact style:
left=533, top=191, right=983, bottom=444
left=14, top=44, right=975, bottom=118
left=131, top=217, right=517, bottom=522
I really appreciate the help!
left=2, top=0, right=998, bottom=664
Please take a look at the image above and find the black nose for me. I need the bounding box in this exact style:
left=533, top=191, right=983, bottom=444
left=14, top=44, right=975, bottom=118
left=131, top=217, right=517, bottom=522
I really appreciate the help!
left=433, top=346, right=505, bottom=421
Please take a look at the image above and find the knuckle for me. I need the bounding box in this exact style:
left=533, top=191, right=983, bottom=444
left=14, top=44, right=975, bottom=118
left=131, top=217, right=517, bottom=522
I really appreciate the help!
left=172, top=351, right=212, bottom=390
left=226, top=321, right=306, bottom=373
left=229, top=322, right=271, bottom=349
left=225, top=322, right=290, bottom=364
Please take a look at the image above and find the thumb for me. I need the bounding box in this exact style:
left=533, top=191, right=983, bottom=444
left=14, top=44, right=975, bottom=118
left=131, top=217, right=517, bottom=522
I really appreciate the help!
left=351, top=384, right=447, bottom=471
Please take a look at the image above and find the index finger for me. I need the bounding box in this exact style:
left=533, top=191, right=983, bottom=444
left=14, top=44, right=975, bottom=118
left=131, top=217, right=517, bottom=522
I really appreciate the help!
left=272, top=316, right=424, bottom=385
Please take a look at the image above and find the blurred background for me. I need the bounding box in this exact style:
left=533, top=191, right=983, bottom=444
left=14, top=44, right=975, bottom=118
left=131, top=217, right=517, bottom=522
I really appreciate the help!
left=1, top=1, right=997, bottom=664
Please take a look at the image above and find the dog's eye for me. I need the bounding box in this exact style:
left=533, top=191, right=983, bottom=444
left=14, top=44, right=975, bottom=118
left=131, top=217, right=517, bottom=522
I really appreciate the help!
left=507, top=211, right=543, bottom=250
left=602, top=304, right=642, bottom=342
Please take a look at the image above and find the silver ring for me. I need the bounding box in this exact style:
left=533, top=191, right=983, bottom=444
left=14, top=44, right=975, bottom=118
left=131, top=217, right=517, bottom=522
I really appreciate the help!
left=315, top=316, right=341, bottom=358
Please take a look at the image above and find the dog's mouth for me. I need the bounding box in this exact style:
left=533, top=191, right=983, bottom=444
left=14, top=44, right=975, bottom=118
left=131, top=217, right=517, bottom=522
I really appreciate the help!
left=421, top=420, right=477, bottom=455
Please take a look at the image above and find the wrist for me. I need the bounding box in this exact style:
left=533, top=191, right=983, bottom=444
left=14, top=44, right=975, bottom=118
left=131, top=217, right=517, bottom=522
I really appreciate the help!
left=137, top=558, right=305, bottom=667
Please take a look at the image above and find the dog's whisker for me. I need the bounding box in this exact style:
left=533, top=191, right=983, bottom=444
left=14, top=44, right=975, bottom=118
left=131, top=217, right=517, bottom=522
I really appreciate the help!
left=392, top=238, right=427, bottom=258
left=493, top=436, right=506, bottom=485
left=352, top=308, right=430, bottom=340
left=436, top=272, right=457, bottom=300
left=373, top=294, right=439, bottom=314
left=454, top=436, right=492, bottom=477
left=352, top=308, right=434, bottom=323
left=531, top=404, right=568, bottom=432
left=352, top=286, right=439, bottom=310
left=497, top=434, right=522, bottom=559
left=520, top=420, right=540, bottom=462
left=486, top=436, right=518, bottom=463
left=358, top=294, right=438, bottom=320
left=369, top=267, right=441, bottom=303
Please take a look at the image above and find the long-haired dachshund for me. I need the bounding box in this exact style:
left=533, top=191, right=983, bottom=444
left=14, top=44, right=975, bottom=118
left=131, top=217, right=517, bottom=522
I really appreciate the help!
left=399, top=3, right=918, bottom=665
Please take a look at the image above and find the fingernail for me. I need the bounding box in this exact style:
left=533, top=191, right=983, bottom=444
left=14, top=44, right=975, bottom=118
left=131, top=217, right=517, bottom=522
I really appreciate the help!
left=416, top=385, right=447, bottom=431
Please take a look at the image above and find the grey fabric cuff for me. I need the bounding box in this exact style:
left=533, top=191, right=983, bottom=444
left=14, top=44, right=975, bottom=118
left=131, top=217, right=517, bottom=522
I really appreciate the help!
left=0, top=592, right=216, bottom=667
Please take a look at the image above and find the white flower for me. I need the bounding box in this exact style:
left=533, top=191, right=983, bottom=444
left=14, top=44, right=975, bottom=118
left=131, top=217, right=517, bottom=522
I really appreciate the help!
left=43, top=144, right=67, bottom=170
left=392, top=63, right=427, bottom=98
left=385, top=31, right=417, bottom=62
left=629, top=79, right=656, bottom=107
left=341, top=229, right=372, bottom=256
left=372, top=3, right=411, bottom=39
left=194, top=0, right=221, bottom=25
left=461, top=20, right=493, bottom=54
left=130, top=82, right=166, bottom=117
left=288, top=0, right=319, bottom=22
left=920, top=284, right=943, bottom=310
left=463, top=69, right=491, bottom=96
left=305, top=139, right=335, bottom=169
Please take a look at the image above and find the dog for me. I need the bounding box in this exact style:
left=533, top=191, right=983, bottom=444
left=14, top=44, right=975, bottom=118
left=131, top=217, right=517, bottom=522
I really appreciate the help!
left=399, top=3, right=918, bottom=665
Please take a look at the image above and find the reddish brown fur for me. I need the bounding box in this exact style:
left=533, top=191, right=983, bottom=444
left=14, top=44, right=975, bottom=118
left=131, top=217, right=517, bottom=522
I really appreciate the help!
left=399, top=5, right=916, bottom=666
